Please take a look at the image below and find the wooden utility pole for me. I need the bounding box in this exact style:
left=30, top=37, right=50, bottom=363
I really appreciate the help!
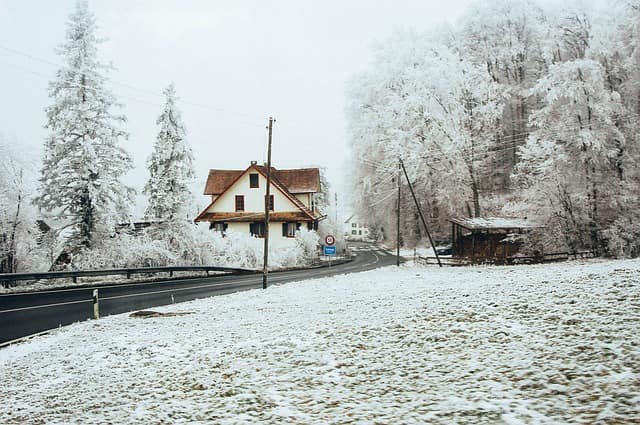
left=399, top=158, right=442, bottom=267
left=262, top=117, right=275, bottom=289
left=396, top=160, right=401, bottom=267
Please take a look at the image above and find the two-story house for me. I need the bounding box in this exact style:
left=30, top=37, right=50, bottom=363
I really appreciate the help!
left=194, top=161, right=322, bottom=247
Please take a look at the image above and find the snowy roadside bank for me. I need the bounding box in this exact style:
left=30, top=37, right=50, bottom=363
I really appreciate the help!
left=1, top=259, right=639, bottom=424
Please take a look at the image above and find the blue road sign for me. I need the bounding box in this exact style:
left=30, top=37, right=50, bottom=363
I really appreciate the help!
left=324, top=245, right=336, bottom=256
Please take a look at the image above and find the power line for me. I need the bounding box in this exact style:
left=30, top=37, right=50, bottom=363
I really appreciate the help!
left=368, top=188, right=398, bottom=207
left=0, top=43, right=265, bottom=126
left=360, top=119, right=623, bottom=165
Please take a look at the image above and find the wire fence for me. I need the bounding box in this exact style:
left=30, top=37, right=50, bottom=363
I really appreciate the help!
left=416, top=250, right=598, bottom=266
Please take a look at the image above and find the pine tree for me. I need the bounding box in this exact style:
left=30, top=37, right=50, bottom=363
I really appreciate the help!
left=35, top=0, right=133, bottom=250
left=143, top=83, right=195, bottom=222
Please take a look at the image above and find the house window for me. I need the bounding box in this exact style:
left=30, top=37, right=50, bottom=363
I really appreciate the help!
left=282, top=222, right=300, bottom=238
left=211, top=222, right=228, bottom=234
left=352, top=223, right=357, bottom=228
left=249, top=173, right=259, bottom=188
left=352, top=230, right=357, bottom=235
left=250, top=222, right=265, bottom=237
left=265, top=194, right=274, bottom=211
left=235, top=195, right=244, bottom=212
left=359, top=230, right=362, bottom=235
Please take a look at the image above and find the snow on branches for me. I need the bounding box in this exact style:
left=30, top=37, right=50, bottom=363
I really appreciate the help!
left=346, top=0, right=640, bottom=256
left=35, top=0, right=133, bottom=251
left=143, top=84, right=195, bottom=222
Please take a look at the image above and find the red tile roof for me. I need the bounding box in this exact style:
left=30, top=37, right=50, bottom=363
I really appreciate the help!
left=270, top=168, right=320, bottom=193
left=203, top=170, right=244, bottom=195
left=203, top=166, right=320, bottom=195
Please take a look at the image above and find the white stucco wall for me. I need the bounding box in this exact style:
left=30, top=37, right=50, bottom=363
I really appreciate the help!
left=293, top=193, right=312, bottom=209
left=225, top=222, right=299, bottom=248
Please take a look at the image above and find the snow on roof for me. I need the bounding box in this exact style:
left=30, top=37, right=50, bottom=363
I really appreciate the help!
left=448, top=216, right=542, bottom=230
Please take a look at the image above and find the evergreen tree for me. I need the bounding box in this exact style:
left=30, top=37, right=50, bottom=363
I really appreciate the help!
left=35, top=0, right=133, bottom=250
left=143, top=83, right=195, bottom=222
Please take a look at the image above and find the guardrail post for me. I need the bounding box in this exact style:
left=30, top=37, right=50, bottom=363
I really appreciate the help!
left=72, top=274, right=77, bottom=283
left=126, top=271, right=131, bottom=279
left=169, top=270, right=173, bottom=278
left=93, top=289, right=99, bottom=319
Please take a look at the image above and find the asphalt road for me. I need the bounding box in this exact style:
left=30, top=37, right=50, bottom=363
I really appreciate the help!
left=0, top=243, right=398, bottom=345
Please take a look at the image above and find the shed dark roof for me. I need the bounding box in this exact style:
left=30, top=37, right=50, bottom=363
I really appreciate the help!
left=449, top=217, right=542, bottom=231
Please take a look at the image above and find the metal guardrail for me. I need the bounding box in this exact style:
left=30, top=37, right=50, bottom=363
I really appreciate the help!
left=0, top=265, right=258, bottom=287
left=0, top=255, right=357, bottom=288
left=417, top=250, right=597, bottom=266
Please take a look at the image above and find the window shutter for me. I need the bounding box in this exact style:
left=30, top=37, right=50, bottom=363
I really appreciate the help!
left=282, top=223, right=287, bottom=237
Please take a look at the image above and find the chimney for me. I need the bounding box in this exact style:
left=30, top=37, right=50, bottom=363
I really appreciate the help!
left=250, top=160, right=257, bottom=166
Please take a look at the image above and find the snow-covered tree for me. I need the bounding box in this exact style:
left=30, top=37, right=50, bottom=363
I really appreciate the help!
left=346, top=33, right=502, bottom=247
left=345, top=0, right=638, bottom=256
left=513, top=59, right=626, bottom=252
left=143, top=83, right=195, bottom=222
left=0, top=144, right=25, bottom=274
left=458, top=0, right=547, bottom=189
left=0, top=136, right=47, bottom=276
left=313, top=166, right=341, bottom=243
left=35, top=0, right=133, bottom=251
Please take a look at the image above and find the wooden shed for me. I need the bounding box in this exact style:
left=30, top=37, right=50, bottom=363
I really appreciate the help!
left=449, top=217, right=542, bottom=263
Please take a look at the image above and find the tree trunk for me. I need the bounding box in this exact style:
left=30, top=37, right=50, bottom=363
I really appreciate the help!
left=80, top=186, right=93, bottom=247
left=586, top=162, right=601, bottom=253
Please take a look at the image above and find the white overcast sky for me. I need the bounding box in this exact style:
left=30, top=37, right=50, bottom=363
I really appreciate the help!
left=0, top=0, right=477, bottom=215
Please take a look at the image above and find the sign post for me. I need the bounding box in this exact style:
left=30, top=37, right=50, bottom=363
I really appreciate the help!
left=324, top=235, right=336, bottom=266
left=323, top=245, right=337, bottom=255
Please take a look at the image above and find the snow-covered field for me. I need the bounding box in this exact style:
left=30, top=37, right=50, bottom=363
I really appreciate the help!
left=1, top=259, right=639, bottom=424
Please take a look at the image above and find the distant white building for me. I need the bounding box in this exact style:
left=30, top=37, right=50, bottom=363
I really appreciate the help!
left=344, top=214, right=373, bottom=241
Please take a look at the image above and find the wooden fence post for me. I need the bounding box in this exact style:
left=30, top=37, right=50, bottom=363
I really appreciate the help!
left=93, top=289, right=99, bottom=319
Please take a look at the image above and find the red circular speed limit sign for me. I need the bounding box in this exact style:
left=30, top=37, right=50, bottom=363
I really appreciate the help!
left=325, top=235, right=336, bottom=246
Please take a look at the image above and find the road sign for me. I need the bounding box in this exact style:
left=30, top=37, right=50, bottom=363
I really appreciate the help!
left=324, top=245, right=336, bottom=255
left=325, top=234, right=336, bottom=246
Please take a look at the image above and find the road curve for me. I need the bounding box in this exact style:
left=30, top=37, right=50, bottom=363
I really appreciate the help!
left=0, top=243, right=398, bottom=345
